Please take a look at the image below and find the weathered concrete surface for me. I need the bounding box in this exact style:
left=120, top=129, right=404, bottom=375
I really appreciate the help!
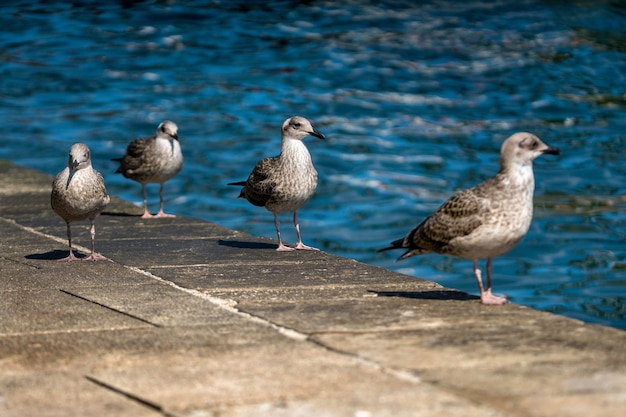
left=1, top=160, right=625, bottom=417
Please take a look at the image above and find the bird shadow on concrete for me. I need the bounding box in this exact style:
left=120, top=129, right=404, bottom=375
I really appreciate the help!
left=25, top=250, right=86, bottom=261
left=100, top=211, right=142, bottom=217
left=217, top=239, right=276, bottom=250
left=369, top=289, right=478, bottom=301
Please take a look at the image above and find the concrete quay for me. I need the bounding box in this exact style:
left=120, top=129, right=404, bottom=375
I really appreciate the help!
left=1, top=160, right=625, bottom=417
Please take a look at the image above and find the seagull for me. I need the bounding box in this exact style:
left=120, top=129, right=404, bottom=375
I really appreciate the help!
left=379, top=132, right=560, bottom=304
left=113, top=120, right=183, bottom=219
left=51, top=143, right=111, bottom=261
left=228, top=116, right=325, bottom=251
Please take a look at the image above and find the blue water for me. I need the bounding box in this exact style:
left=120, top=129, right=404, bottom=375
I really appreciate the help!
left=1, top=1, right=625, bottom=329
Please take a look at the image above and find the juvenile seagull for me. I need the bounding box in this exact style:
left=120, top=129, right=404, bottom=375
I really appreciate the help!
left=379, top=132, right=560, bottom=304
left=51, top=143, right=110, bottom=261
left=228, top=116, right=325, bottom=251
left=113, top=120, right=183, bottom=219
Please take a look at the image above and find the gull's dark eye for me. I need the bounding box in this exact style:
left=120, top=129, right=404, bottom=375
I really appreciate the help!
left=293, top=122, right=301, bottom=128
left=520, top=137, right=538, bottom=149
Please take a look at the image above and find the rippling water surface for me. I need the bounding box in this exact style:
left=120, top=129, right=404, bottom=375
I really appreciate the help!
left=1, top=0, right=625, bottom=329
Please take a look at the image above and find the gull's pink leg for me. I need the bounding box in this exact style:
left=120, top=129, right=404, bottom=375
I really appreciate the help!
left=82, top=220, right=107, bottom=262
left=57, top=222, right=79, bottom=262
left=473, top=259, right=507, bottom=305
left=140, top=183, right=154, bottom=219
left=153, top=183, right=176, bottom=218
left=274, top=213, right=294, bottom=251
left=293, top=210, right=318, bottom=251
left=481, top=258, right=507, bottom=304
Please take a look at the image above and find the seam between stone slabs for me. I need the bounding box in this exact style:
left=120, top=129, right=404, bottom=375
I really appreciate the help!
left=123, top=265, right=310, bottom=341
left=1, top=326, right=152, bottom=338
left=124, top=265, right=423, bottom=386
left=144, top=260, right=326, bottom=268
left=85, top=375, right=181, bottom=417
left=59, top=289, right=162, bottom=328
left=5, top=216, right=424, bottom=386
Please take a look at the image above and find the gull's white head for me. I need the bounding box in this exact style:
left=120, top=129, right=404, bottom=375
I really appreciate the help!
left=281, top=116, right=325, bottom=141
left=156, top=120, right=179, bottom=141
left=500, top=132, right=560, bottom=171
left=68, top=143, right=92, bottom=171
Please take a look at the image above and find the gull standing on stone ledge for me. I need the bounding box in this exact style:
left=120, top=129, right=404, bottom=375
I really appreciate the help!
left=51, top=143, right=110, bottom=261
left=379, top=132, right=560, bottom=304
left=113, top=120, right=183, bottom=219
left=228, top=116, right=325, bottom=251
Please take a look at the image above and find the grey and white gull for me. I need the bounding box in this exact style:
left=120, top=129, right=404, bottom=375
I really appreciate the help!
left=379, top=132, right=560, bottom=304
left=51, top=143, right=111, bottom=261
left=113, top=120, right=183, bottom=219
left=228, top=116, right=325, bottom=251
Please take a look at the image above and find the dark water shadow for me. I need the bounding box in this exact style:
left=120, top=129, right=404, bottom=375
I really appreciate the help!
left=370, top=289, right=477, bottom=301
left=218, top=239, right=276, bottom=250
left=25, top=250, right=86, bottom=261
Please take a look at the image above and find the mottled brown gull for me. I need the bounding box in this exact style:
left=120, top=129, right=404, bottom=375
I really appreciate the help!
left=112, top=120, right=183, bottom=219
left=51, top=143, right=110, bottom=261
left=228, top=116, right=325, bottom=251
left=379, top=132, right=560, bottom=304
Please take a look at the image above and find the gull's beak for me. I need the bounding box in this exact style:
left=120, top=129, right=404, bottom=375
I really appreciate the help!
left=66, top=166, right=77, bottom=189
left=542, top=146, right=561, bottom=156
left=310, top=130, right=325, bottom=140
